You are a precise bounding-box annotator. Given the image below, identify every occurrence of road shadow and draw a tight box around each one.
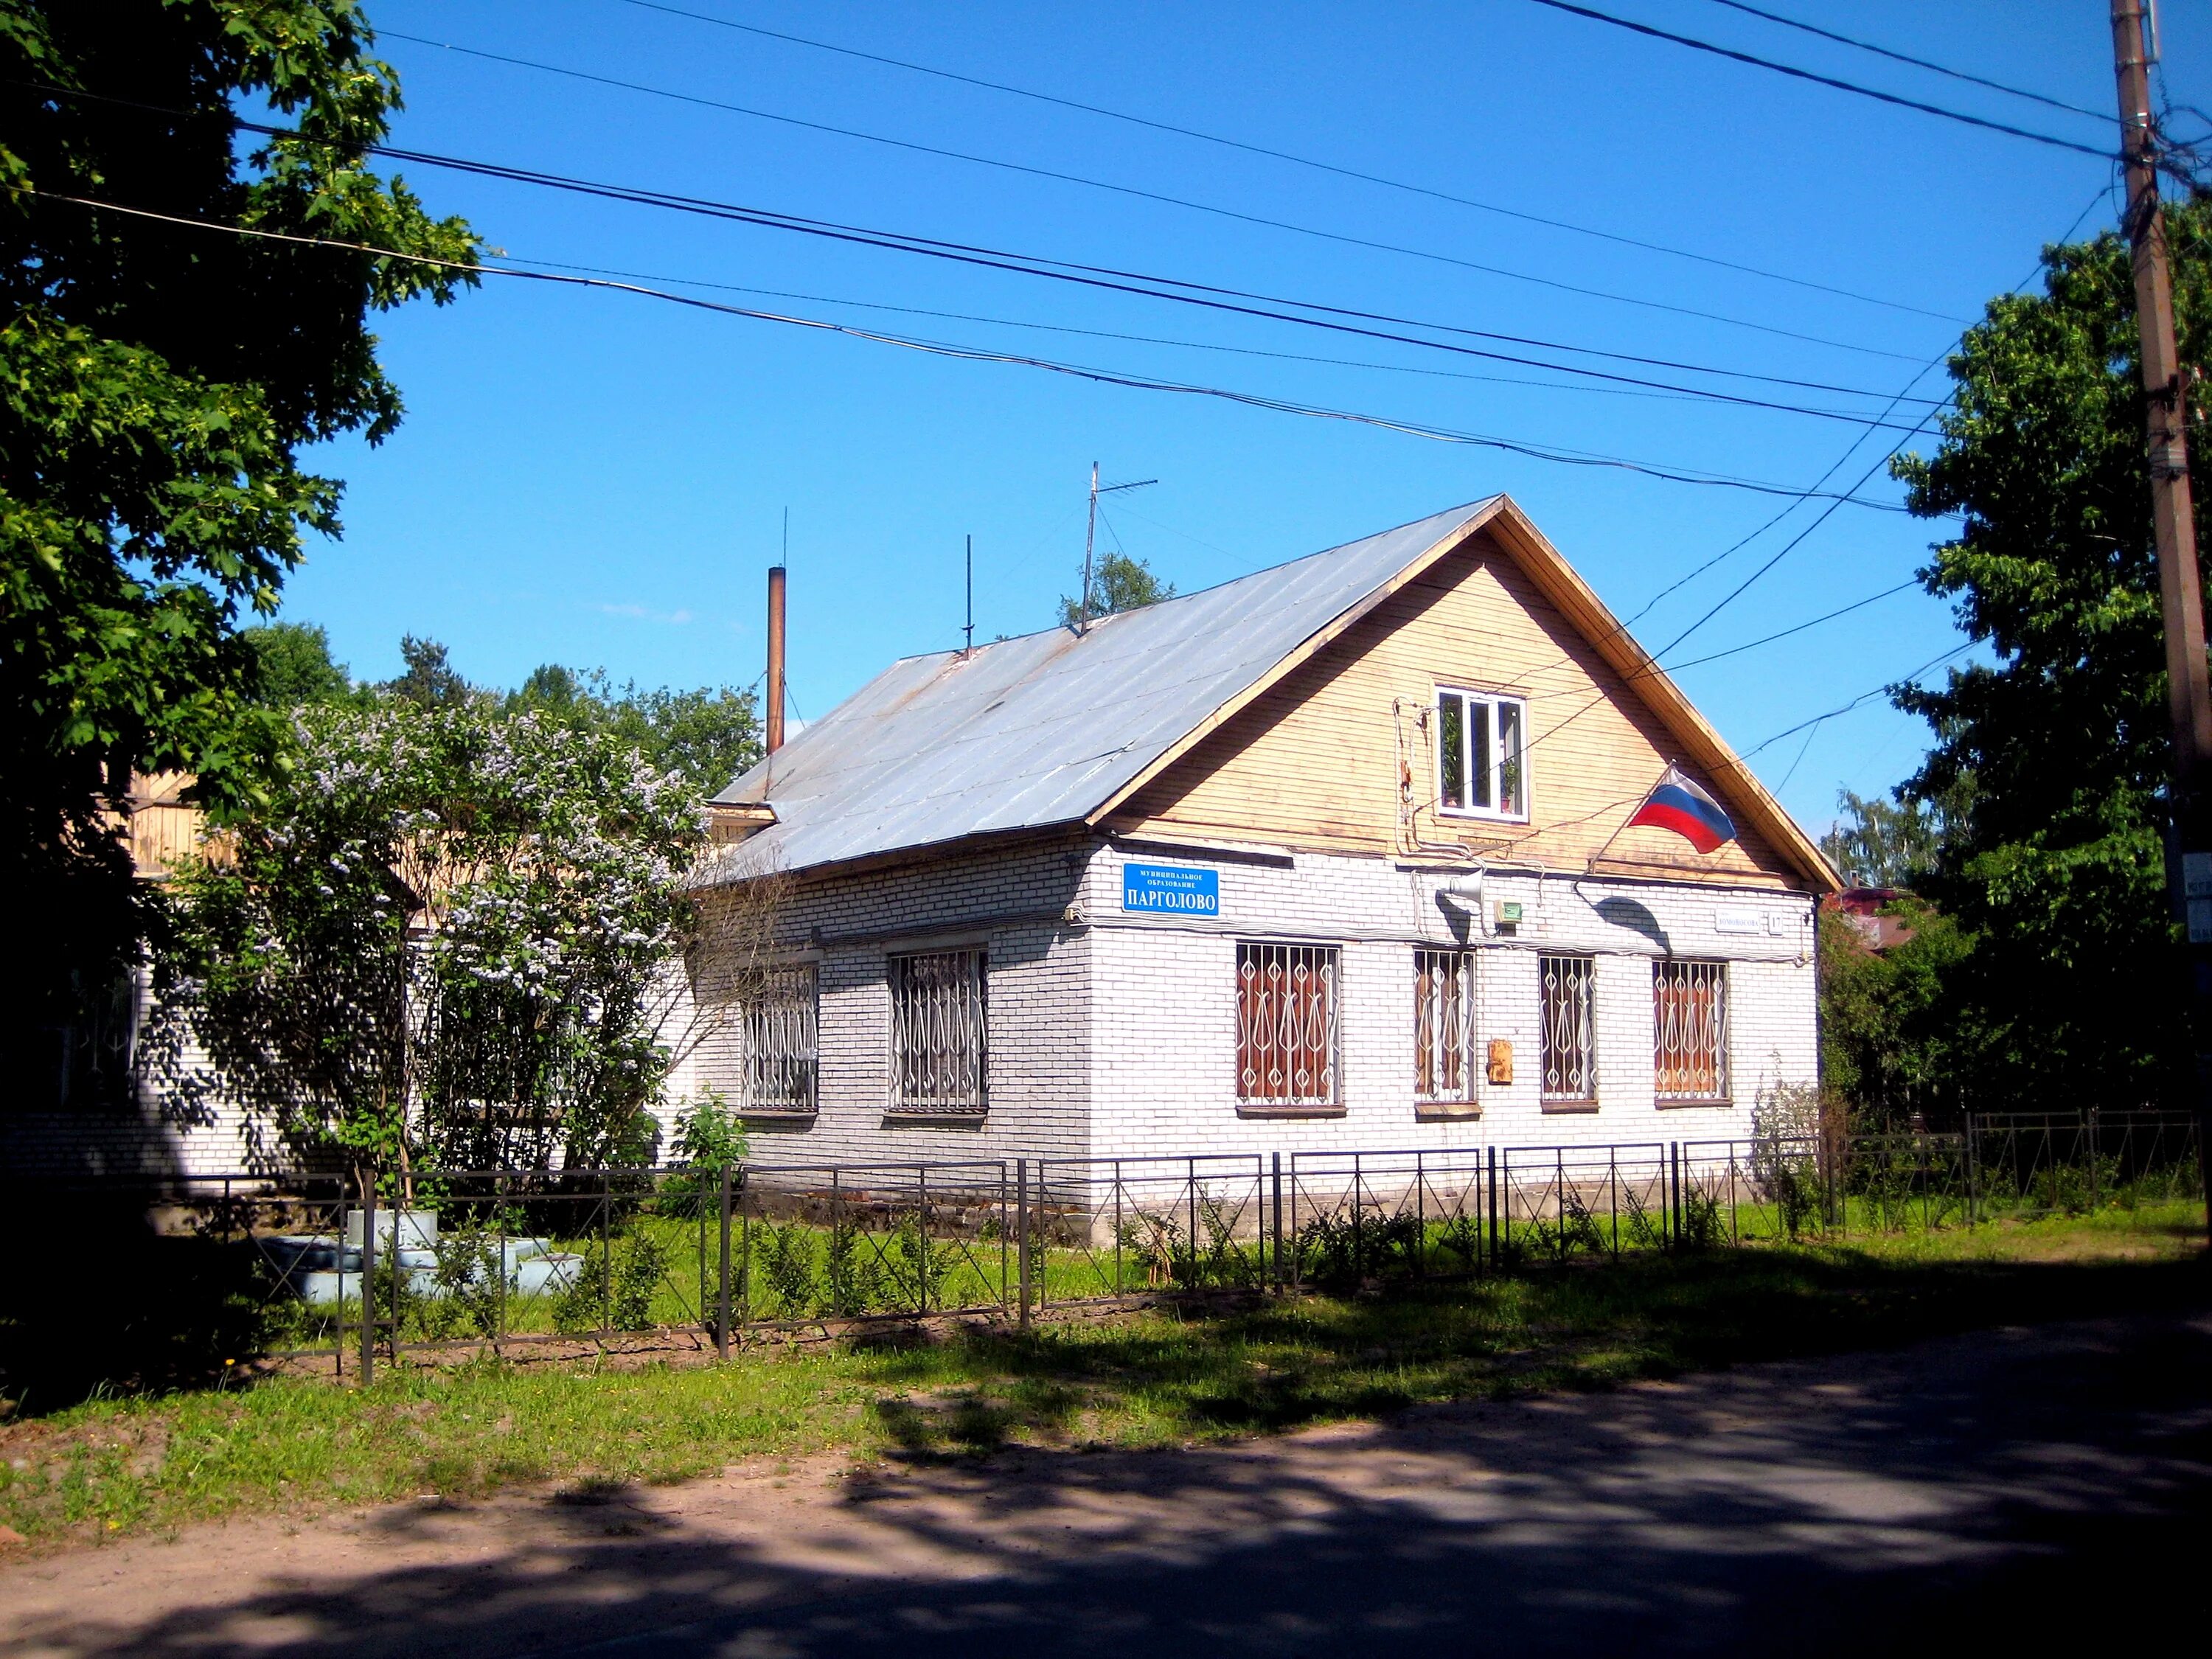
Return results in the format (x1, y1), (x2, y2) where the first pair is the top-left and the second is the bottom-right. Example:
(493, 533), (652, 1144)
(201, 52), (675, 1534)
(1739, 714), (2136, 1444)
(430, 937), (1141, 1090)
(8, 1307), (2210, 1658)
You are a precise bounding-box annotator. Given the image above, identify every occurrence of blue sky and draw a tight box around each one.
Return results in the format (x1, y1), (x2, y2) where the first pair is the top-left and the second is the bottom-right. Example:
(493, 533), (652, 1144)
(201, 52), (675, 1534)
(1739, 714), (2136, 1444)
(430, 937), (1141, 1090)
(285, 0), (2199, 832)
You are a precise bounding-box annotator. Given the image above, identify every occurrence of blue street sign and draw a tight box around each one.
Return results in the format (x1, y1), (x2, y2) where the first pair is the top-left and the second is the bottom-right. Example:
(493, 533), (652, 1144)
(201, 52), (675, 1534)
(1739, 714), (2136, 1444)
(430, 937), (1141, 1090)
(1121, 862), (1220, 915)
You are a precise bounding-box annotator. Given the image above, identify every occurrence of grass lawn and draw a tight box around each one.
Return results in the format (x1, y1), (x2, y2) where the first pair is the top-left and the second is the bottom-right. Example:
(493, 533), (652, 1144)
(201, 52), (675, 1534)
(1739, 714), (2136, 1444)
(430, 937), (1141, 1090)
(2, 1205), (2202, 1554)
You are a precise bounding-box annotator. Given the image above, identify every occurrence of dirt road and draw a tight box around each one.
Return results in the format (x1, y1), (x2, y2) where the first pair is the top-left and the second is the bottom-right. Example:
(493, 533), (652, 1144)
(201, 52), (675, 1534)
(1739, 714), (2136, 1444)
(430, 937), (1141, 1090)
(4, 1310), (2208, 1656)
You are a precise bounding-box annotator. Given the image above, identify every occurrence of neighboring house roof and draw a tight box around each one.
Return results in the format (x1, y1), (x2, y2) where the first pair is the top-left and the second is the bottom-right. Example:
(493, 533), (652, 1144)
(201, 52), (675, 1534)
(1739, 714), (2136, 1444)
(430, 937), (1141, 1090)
(709, 496), (1840, 890)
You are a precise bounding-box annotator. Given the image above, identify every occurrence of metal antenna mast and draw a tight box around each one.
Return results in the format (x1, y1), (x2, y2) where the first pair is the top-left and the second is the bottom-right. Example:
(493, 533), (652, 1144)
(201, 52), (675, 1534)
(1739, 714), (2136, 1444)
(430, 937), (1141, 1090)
(964, 533), (975, 655)
(1076, 463), (1159, 635)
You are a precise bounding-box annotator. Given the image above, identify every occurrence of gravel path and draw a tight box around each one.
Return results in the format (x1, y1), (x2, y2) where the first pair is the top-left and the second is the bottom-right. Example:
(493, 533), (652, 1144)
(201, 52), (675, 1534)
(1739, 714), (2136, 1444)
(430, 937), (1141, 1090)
(4, 1310), (2208, 1657)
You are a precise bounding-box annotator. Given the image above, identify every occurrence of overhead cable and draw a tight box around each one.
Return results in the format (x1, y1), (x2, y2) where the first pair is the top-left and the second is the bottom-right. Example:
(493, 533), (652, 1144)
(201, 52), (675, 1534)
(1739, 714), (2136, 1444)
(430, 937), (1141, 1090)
(336, 135), (1941, 425)
(1696, 0), (2111, 122)
(15, 75), (1940, 415)
(613, 0), (1962, 323)
(508, 254), (1742, 406)
(383, 27), (1925, 364)
(25, 187), (1913, 509)
(1521, 0), (2112, 159)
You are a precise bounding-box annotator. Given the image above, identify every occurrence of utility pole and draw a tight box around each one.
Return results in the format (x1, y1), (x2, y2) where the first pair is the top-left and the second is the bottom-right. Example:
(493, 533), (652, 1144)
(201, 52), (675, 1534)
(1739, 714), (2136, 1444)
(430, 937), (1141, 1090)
(2111, 0), (2212, 1237)
(1078, 462), (1099, 635)
(1074, 464), (1158, 635)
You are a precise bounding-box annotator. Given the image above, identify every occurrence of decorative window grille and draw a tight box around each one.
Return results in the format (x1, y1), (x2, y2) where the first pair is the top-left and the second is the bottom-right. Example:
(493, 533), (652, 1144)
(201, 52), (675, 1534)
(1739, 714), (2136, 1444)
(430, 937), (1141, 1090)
(1436, 686), (1528, 821)
(742, 964), (818, 1113)
(1540, 953), (1596, 1103)
(1413, 949), (1475, 1101)
(1236, 943), (1339, 1105)
(1653, 959), (1729, 1101)
(888, 949), (988, 1113)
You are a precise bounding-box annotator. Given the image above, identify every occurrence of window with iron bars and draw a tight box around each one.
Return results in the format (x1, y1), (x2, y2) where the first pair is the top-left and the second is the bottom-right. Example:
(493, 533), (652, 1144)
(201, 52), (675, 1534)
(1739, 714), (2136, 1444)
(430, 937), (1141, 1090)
(1236, 943), (1339, 1106)
(742, 963), (818, 1113)
(1413, 948), (1475, 1102)
(1540, 953), (1596, 1104)
(888, 948), (988, 1113)
(1653, 959), (1728, 1102)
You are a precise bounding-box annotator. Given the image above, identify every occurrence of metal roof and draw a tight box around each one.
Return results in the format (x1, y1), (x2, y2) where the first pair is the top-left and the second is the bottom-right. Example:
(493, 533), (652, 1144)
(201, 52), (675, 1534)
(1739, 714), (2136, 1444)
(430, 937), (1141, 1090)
(709, 499), (1500, 877)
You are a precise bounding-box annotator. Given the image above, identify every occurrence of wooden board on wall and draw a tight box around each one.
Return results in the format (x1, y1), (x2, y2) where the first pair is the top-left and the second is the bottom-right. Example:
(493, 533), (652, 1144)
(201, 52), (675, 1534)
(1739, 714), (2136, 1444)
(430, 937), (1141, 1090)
(1105, 532), (1802, 889)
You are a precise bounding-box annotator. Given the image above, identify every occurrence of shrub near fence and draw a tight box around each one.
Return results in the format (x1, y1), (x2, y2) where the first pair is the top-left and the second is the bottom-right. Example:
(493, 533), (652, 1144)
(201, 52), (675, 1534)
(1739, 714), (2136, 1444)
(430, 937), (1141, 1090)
(0, 1113), (2197, 1390)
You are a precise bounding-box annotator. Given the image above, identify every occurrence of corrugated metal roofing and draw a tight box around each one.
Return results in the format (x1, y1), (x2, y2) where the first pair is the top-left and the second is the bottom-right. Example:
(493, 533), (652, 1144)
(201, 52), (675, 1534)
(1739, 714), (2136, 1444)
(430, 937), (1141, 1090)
(709, 499), (1499, 877)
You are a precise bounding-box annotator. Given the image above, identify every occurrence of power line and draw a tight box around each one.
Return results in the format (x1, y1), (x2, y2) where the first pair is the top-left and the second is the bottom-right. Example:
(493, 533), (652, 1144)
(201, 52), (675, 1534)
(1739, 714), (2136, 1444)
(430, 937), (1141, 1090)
(1657, 579), (1919, 673)
(339, 136), (1942, 426)
(1736, 643), (1975, 761)
(499, 252), (1862, 409)
(1695, 0), (2111, 123)
(382, 27), (1927, 365)
(613, 0), (1963, 324)
(1521, 0), (2113, 159)
(27, 188), (1915, 508)
(18, 74), (1943, 417)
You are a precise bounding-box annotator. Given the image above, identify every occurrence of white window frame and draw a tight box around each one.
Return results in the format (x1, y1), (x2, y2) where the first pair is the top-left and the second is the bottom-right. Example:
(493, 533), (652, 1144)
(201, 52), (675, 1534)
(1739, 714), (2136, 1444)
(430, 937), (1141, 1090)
(887, 947), (988, 1114)
(742, 962), (819, 1113)
(1413, 948), (1477, 1104)
(1653, 959), (1731, 1104)
(1435, 685), (1530, 823)
(1235, 942), (1341, 1107)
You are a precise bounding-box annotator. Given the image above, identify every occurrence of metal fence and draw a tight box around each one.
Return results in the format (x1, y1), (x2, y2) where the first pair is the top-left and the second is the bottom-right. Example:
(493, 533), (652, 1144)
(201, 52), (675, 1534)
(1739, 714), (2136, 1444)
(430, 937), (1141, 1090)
(5, 1110), (2197, 1384)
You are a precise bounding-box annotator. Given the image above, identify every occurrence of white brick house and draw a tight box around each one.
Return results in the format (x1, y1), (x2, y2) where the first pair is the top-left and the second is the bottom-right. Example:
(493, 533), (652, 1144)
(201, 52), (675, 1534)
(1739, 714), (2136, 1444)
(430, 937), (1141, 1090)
(675, 498), (1839, 1167)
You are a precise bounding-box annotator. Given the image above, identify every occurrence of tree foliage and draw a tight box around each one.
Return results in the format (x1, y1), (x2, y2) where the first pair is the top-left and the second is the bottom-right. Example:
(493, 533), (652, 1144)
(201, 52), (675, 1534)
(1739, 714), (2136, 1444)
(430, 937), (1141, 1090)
(1817, 904), (1976, 1126)
(0, 0), (477, 1027)
(1057, 550), (1175, 628)
(1818, 787), (1955, 888)
(1886, 204), (2212, 1111)
(151, 695), (712, 1180)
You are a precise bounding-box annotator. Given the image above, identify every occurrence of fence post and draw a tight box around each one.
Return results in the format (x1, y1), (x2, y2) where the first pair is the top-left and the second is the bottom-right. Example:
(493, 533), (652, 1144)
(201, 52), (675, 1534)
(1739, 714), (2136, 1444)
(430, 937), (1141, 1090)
(1187, 1156), (1200, 1290)
(1965, 1114), (1979, 1228)
(1669, 1143), (1681, 1250)
(1017, 1158), (1032, 1329)
(1486, 1145), (1499, 1270)
(359, 1172), (376, 1386)
(917, 1167), (931, 1316)
(1270, 1152), (1283, 1290)
(2087, 1107), (2101, 1212)
(1415, 1150), (1427, 1279)
(716, 1161), (732, 1360)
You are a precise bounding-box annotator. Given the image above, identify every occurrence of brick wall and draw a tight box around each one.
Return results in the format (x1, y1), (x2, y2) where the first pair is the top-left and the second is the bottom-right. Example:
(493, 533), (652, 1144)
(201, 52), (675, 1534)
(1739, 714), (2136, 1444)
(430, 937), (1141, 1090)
(675, 835), (1817, 1173)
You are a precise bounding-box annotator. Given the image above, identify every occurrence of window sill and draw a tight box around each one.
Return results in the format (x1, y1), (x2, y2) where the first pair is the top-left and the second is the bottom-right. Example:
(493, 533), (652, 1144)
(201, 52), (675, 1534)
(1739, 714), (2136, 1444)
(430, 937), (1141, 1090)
(737, 1107), (818, 1124)
(1236, 1102), (1346, 1119)
(1657, 1098), (1733, 1110)
(1540, 1099), (1600, 1114)
(1414, 1101), (1482, 1121)
(882, 1106), (988, 1124)
(1436, 810), (1531, 827)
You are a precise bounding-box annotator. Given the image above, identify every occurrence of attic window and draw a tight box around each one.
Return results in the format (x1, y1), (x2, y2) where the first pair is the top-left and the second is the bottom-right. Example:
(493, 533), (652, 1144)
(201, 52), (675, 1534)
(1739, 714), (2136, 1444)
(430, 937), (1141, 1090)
(1436, 687), (1528, 821)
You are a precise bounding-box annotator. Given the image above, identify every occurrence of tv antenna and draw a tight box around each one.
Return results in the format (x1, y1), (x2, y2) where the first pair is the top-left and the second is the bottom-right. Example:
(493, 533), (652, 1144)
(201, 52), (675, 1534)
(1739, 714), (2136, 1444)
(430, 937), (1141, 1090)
(1077, 462), (1158, 635)
(964, 534), (975, 656)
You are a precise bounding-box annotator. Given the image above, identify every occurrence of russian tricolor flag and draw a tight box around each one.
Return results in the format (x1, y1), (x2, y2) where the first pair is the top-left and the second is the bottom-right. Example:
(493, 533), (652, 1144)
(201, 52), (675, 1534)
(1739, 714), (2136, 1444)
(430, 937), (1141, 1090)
(1627, 765), (1736, 854)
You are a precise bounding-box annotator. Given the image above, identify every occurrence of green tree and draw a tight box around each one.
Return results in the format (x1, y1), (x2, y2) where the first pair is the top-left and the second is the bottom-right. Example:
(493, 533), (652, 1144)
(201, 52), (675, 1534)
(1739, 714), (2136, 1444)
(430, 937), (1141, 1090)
(242, 621), (352, 706)
(384, 633), (477, 709)
(1819, 786), (1955, 888)
(1817, 902), (1977, 1126)
(1888, 205), (2212, 1112)
(150, 694), (712, 1180)
(1057, 550), (1175, 628)
(510, 665), (762, 794)
(0, 1), (478, 1032)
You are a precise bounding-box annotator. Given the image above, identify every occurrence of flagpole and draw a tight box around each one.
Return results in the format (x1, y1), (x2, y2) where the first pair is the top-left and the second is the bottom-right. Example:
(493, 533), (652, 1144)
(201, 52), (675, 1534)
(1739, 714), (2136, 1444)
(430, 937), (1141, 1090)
(1587, 764), (1677, 874)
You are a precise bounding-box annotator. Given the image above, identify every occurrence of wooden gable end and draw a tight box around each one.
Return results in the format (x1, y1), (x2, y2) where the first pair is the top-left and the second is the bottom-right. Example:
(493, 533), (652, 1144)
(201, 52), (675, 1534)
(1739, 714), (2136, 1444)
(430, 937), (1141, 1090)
(1101, 529), (1810, 890)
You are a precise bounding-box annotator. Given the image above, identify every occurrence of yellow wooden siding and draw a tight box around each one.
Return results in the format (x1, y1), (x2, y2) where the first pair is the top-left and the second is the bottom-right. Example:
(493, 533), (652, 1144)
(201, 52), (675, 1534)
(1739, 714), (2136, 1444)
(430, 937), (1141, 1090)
(1106, 532), (1800, 888)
